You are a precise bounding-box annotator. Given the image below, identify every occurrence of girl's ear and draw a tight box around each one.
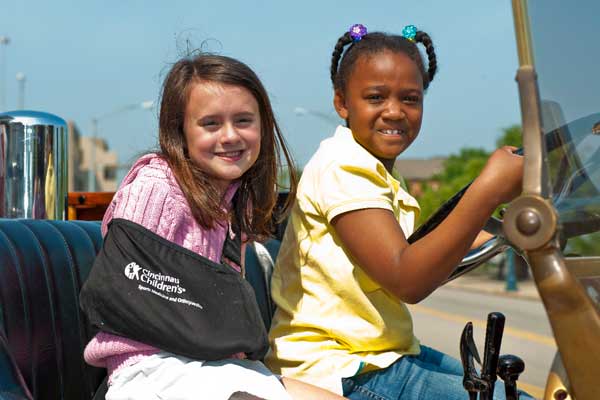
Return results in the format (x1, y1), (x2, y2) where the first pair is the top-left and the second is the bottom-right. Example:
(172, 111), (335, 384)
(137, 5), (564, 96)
(333, 90), (349, 120)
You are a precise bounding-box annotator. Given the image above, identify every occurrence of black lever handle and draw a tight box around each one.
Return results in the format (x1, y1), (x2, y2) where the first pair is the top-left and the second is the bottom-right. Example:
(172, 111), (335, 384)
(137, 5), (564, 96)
(497, 354), (525, 400)
(460, 322), (488, 399)
(480, 312), (506, 400)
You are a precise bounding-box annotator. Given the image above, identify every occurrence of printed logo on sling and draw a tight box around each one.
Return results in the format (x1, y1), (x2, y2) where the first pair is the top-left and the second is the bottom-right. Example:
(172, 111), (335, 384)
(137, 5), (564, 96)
(124, 262), (186, 295)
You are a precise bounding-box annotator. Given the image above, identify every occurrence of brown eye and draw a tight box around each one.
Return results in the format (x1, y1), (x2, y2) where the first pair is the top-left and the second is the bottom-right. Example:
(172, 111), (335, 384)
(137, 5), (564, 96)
(236, 117), (254, 125)
(201, 120), (217, 126)
(403, 95), (421, 104)
(366, 94), (384, 103)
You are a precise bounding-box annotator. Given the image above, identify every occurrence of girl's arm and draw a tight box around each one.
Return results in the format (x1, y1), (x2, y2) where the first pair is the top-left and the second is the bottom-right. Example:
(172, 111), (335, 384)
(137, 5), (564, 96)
(332, 147), (522, 304)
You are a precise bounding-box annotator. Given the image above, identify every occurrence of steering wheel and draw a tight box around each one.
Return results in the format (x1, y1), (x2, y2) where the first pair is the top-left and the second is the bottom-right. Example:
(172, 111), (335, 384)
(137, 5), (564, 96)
(407, 115), (600, 283)
(406, 183), (510, 283)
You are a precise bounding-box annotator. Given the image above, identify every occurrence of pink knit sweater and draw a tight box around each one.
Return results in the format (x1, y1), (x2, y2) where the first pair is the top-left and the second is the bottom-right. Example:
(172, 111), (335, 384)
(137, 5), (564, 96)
(83, 153), (242, 380)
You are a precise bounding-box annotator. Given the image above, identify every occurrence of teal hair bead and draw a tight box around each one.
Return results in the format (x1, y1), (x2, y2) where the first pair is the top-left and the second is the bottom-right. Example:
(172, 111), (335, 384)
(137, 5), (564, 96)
(402, 25), (417, 41)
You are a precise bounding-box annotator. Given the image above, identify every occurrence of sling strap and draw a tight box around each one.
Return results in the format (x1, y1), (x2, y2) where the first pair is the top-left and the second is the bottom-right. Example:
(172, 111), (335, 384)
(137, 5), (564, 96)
(80, 218), (269, 361)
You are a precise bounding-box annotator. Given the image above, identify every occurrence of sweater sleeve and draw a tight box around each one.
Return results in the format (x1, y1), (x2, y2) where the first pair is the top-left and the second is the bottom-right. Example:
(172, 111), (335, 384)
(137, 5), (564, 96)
(101, 175), (179, 237)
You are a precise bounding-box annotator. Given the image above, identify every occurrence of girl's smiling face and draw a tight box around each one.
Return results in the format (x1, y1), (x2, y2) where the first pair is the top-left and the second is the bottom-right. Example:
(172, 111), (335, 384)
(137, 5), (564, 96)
(334, 50), (424, 172)
(183, 81), (261, 193)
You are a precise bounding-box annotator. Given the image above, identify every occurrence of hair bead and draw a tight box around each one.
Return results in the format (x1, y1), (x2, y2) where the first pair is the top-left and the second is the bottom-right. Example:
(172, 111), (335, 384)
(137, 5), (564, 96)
(401, 25), (417, 42)
(349, 23), (368, 42)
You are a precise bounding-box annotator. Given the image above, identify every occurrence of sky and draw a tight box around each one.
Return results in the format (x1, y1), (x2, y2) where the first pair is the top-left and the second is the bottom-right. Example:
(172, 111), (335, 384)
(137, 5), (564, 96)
(525, 1), (600, 131)
(1, 0), (522, 178)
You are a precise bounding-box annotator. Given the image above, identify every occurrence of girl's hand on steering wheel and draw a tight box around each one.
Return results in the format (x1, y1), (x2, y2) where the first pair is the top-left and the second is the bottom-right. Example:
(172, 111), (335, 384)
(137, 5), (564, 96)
(475, 146), (524, 207)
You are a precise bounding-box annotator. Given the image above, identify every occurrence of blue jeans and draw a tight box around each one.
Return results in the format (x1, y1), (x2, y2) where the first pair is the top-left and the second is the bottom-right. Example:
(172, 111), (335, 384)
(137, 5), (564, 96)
(342, 345), (533, 400)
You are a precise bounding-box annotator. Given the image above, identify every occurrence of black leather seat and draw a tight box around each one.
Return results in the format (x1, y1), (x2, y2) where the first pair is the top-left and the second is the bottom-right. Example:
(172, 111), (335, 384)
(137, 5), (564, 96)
(0, 219), (279, 400)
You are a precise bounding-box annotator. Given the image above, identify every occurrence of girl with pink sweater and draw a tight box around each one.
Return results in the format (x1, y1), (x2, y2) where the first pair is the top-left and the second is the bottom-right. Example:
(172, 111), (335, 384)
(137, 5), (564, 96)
(81, 54), (345, 400)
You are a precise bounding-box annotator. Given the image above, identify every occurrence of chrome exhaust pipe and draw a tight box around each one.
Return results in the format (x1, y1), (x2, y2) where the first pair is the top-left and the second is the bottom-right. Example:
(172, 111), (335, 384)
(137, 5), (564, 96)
(0, 110), (68, 219)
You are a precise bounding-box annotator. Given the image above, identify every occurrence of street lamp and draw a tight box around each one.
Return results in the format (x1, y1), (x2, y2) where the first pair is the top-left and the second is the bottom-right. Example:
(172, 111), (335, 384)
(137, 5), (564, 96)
(0, 36), (10, 111)
(15, 72), (25, 109)
(88, 100), (154, 191)
(293, 106), (340, 126)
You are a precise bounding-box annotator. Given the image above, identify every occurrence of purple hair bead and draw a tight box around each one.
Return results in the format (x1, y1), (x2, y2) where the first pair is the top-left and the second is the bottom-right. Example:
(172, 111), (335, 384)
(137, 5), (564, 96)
(349, 23), (368, 42)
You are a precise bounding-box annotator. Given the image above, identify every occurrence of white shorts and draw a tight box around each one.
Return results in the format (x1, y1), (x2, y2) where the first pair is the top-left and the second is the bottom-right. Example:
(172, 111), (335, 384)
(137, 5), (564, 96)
(106, 352), (292, 400)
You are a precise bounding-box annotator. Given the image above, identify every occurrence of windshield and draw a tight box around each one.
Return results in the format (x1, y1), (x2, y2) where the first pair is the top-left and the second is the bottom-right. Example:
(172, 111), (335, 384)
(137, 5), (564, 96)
(526, 0), (600, 256)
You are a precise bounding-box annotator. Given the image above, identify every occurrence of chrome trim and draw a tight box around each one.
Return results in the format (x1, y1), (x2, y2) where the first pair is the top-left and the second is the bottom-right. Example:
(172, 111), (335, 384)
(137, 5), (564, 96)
(445, 237), (510, 283)
(0, 110), (68, 219)
(512, 0), (534, 67)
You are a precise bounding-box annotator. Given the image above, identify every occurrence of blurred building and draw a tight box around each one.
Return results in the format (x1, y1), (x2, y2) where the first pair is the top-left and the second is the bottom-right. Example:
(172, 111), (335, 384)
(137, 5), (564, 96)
(394, 157), (445, 197)
(67, 120), (118, 191)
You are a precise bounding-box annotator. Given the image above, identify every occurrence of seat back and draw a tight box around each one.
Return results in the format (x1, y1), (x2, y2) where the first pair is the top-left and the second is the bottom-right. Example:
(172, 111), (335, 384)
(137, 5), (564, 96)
(0, 219), (279, 399)
(244, 241), (280, 329)
(0, 219), (105, 400)
(0, 328), (32, 399)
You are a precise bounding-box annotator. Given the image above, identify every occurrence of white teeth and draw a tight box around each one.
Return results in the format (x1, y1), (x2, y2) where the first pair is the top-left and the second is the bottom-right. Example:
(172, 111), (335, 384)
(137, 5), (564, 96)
(218, 151), (242, 157)
(379, 129), (404, 135)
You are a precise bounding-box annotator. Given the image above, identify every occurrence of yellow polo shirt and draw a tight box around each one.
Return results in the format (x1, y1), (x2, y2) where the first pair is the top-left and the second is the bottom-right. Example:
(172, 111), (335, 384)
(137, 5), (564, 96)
(265, 126), (421, 394)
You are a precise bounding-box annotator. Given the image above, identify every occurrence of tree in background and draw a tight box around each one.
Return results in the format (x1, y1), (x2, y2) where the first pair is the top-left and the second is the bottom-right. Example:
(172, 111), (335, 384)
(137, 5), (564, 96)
(496, 124), (522, 148)
(416, 149), (488, 223)
(415, 125), (522, 224)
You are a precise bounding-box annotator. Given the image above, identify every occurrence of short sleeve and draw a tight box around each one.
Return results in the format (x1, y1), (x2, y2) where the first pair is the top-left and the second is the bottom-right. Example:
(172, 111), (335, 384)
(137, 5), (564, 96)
(317, 161), (394, 223)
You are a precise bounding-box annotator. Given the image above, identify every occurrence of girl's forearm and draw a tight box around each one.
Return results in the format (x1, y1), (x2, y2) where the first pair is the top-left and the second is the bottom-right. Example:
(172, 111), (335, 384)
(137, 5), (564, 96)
(391, 178), (498, 303)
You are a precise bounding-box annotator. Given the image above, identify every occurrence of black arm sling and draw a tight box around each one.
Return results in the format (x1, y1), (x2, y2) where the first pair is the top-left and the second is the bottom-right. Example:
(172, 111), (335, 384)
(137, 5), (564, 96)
(79, 217), (268, 361)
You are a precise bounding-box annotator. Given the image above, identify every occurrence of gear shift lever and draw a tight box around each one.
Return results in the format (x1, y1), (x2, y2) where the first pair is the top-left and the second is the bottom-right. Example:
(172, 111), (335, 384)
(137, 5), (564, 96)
(497, 355), (525, 400)
(480, 312), (506, 400)
(460, 313), (509, 399)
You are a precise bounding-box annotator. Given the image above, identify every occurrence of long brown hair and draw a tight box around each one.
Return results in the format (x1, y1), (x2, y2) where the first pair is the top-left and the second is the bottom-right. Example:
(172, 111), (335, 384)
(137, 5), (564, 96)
(158, 54), (297, 240)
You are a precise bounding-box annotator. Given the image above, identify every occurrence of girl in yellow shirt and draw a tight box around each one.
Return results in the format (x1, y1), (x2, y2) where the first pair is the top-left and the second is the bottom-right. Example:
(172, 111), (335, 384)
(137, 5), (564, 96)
(266, 24), (530, 400)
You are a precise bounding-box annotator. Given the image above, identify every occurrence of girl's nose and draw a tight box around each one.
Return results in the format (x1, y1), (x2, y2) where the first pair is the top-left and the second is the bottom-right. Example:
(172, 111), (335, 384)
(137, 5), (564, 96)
(220, 123), (241, 143)
(382, 101), (406, 120)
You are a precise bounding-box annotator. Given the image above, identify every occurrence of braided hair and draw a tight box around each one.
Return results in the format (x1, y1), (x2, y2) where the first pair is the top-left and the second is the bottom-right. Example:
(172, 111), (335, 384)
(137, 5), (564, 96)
(330, 28), (437, 93)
